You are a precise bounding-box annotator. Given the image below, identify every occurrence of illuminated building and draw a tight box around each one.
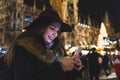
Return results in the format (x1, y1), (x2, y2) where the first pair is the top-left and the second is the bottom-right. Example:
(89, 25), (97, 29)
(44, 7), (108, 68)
(0, 0), (10, 47)
(0, 0), (118, 50)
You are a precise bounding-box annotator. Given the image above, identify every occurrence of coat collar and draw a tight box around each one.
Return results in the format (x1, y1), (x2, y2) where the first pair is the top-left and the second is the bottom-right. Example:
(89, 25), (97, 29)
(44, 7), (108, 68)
(17, 36), (56, 63)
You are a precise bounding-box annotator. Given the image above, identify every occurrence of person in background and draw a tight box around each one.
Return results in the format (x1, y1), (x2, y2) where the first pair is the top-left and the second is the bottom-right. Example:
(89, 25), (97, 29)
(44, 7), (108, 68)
(4, 9), (82, 80)
(113, 49), (120, 80)
(86, 48), (101, 80)
(113, 40), (120, 79)
(101, 52), (110, 76)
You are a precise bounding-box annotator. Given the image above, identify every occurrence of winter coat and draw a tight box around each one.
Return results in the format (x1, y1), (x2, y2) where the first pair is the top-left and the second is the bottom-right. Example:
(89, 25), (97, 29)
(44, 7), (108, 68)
(4, 36), (78, 80)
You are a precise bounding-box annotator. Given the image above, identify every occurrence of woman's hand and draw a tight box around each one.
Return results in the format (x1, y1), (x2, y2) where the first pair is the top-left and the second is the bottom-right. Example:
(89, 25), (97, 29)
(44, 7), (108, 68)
(72, 55), (82, 71)
(60, 55), (82, 72)
(60, 57), (75, 72)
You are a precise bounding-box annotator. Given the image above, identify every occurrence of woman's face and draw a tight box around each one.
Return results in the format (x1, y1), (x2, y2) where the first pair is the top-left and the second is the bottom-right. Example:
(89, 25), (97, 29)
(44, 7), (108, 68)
(43, 22), (61, 43)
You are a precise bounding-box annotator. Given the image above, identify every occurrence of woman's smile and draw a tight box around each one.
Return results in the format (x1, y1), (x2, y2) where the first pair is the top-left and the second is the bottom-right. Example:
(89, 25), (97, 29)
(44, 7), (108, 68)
(48, 35), (55, 41)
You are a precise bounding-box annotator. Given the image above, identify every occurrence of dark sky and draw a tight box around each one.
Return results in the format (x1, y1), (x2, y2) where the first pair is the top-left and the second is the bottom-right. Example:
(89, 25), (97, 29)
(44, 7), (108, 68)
(78, 0), (120, 33)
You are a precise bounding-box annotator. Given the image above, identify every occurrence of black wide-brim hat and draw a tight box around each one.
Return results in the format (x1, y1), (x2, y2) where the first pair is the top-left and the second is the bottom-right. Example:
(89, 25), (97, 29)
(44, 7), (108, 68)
(25, 9), (72, 33)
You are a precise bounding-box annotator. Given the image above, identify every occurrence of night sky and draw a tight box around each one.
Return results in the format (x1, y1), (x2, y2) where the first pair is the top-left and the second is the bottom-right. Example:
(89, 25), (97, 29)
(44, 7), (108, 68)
(78, 0), (120, 33)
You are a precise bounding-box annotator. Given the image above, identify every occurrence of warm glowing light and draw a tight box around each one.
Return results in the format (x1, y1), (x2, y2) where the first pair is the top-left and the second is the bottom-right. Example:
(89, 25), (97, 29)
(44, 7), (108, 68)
(97, 22), (108, 48)
(22, 29), (26, 32)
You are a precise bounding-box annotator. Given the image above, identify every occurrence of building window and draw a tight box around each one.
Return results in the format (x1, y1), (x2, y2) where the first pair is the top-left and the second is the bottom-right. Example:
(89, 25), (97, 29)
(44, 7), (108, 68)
(24, 0), (34, 7)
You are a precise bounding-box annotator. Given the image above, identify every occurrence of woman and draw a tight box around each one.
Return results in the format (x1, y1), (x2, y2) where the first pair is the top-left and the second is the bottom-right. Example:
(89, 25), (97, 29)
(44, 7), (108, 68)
(4, 9), (82, 80)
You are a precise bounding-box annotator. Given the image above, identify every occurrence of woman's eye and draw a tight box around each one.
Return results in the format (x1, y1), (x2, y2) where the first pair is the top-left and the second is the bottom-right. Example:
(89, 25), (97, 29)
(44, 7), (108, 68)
(50, 27), (55, 30)
(50, 25), (60, 33)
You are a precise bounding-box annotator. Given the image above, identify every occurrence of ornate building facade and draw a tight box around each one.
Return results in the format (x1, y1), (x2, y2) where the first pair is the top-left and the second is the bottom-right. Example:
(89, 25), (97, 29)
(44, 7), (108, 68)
(0, 0), (10, 47)
(0, 0), (118, 50)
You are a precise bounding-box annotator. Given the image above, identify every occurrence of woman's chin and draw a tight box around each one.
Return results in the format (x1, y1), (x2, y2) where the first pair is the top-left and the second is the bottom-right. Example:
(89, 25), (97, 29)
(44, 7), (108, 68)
(47, 41), (52, 43)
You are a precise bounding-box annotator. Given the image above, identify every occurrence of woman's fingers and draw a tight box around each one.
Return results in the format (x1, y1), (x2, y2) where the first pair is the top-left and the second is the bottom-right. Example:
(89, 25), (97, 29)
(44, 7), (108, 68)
(71, 55), (83, 71)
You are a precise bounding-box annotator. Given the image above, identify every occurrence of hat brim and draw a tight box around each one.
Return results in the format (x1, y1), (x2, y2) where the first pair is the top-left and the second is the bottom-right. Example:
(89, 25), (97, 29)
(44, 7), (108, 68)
(24, 10), (73, 33)
(61, 22), (73, 32)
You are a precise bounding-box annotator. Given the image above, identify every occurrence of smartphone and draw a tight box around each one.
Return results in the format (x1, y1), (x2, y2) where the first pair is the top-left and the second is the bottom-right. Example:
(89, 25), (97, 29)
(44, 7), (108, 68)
(74, 47), (82, 55)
